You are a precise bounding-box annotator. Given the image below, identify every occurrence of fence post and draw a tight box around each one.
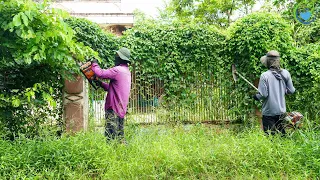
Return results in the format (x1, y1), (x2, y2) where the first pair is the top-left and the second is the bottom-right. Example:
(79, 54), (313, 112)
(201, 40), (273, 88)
(63, 74), (89, 133)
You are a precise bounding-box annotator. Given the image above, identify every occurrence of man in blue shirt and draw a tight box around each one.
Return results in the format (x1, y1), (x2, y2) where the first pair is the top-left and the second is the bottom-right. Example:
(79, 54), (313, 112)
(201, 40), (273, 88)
(253, 50), (295, 135)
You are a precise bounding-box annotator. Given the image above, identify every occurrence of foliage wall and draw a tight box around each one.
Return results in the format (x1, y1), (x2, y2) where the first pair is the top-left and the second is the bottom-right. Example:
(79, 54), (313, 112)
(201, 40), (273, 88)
(121, 22), (226, 98)
(120, 22), (236, 121)
(286, 43), (320, 119)
(65, 17), (120, 68)
(226, 12), (294, 117)
(70, 11), (320, 122)
(68, 19), (241, 121)
(62, 11), (320, 123)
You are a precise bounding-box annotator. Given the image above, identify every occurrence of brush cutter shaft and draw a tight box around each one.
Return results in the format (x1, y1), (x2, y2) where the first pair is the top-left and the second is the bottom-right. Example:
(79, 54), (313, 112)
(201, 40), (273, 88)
(235, 72), (259, 91)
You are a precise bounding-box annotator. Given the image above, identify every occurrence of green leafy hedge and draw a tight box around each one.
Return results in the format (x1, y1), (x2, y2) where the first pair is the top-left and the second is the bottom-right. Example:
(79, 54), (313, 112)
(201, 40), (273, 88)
(65, 17), (120, 68)
(286, 43), (320, 119)
(121, 22), (227, 103)
(118, 22), (240, 121)
(226, 12), (294, 118)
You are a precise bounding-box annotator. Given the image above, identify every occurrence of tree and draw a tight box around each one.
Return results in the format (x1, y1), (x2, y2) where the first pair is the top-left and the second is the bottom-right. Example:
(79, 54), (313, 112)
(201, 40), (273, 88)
(163, 0), (256, 27)
(0, 0), (96, 139)
(260, 0), (320, 46)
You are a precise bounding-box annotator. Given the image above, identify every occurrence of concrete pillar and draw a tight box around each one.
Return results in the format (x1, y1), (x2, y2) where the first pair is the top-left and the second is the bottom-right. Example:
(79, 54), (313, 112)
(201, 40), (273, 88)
(63, 75), (88, 133)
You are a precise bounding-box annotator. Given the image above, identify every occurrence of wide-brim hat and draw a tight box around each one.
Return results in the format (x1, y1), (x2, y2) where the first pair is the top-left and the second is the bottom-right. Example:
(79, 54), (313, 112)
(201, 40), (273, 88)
(260, 50), (280, 67)
(116, 47), (131, 62)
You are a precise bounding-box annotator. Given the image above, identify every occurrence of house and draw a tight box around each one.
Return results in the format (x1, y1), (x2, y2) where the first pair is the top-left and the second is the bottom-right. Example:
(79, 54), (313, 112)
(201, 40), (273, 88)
(51, 0), (134, 36)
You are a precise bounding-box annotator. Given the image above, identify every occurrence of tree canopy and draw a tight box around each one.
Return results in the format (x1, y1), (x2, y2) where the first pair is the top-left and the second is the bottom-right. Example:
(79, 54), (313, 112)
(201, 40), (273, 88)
(0, 0), (96, 139)
(164, 0), (256, 27)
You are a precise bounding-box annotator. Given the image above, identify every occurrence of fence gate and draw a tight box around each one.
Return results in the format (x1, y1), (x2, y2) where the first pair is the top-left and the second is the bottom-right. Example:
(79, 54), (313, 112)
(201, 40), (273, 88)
(88, 64), (241, 126)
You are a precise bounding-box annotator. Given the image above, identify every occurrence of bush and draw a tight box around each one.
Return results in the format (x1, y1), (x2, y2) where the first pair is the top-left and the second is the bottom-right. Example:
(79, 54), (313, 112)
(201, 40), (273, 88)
(120, 22), (236, 121)
(226, 12), (294, 118)
(65, 17), (120, 68)
(295, 17), (320, 46)
(286, 43), (320, 120)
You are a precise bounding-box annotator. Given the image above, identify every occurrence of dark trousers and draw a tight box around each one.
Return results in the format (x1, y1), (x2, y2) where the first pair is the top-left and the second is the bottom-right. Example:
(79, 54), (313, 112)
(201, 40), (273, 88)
(105, 109), (124, 140)
(262, 115), (286, 135)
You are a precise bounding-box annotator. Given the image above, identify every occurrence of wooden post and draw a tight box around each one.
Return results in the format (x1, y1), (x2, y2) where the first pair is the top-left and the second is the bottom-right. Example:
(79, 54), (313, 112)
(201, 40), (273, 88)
(63, 75), (88, 133)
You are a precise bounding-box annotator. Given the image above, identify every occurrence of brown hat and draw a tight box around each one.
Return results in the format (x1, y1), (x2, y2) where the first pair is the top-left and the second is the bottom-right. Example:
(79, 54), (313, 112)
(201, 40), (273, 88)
(260, 50), (280, 67)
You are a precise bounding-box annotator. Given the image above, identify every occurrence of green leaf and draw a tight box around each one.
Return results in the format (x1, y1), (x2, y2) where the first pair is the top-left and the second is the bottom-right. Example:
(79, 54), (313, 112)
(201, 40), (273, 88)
(24, 11), (33, 21)
(34, 53), (41, 60)
(12, 14), (22, 27)
(21, 13), (29, 26)
(12, 98), (21, 107)
(15, 29), (22, 36)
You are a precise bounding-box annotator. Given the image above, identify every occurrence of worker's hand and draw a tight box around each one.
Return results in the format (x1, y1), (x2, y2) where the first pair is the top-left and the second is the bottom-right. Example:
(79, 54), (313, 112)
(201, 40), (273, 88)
(93, 79), (103, 87)
(252, 94), (259, 101)
(91, 58), (98, 64)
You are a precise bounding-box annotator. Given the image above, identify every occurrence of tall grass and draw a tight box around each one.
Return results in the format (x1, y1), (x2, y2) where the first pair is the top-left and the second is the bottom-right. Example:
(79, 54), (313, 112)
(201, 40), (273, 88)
(0, 124), (319, 179)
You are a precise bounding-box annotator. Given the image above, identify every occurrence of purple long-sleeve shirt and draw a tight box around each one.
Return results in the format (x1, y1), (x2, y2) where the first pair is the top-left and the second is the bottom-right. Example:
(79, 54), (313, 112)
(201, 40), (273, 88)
(91, 62), (131, 118)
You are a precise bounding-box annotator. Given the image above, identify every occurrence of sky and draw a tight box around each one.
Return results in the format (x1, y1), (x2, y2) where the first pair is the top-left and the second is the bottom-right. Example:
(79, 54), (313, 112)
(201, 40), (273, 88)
(52, 0), (265, 24)
(51, 0), (168, 24)
(52, 0), (168, 17)
(123, 0), (264, 19)
(121, 0), (167, 17)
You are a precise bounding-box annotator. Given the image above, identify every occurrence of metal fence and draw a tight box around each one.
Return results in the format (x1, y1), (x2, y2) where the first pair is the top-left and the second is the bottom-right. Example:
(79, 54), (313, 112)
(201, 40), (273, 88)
(88, 65), (241, 125)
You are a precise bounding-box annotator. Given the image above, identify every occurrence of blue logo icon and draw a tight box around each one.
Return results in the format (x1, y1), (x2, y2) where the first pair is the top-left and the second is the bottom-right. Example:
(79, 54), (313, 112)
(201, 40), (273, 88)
(294, 1), (319, 25)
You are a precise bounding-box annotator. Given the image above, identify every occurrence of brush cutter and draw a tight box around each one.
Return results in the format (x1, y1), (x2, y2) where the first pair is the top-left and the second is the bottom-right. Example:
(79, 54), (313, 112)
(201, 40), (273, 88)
(232, 64), (258, 91)
(283, 111), (303, 128)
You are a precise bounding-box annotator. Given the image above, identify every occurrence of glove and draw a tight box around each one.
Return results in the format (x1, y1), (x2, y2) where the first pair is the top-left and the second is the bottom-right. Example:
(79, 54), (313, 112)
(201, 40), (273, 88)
(91, 58), (98, 64)
(252, 94), (259, 101)
(93, 79), (103, 88)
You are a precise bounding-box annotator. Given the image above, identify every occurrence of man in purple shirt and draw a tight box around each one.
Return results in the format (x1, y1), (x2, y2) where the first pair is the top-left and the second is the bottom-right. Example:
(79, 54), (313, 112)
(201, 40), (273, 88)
(91, 47), (131, 142)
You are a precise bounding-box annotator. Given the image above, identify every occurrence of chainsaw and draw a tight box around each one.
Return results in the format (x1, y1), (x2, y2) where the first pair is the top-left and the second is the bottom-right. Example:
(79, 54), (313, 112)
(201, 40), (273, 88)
(79, 61), (99, 90)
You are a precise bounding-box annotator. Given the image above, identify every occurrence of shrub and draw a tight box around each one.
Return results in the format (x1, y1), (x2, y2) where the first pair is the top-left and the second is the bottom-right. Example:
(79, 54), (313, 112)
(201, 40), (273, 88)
(65, 17), (120, 68)
(286, 43), (320, 120)
(120, 22), (237, 121)
(226, 12), (294, 118)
